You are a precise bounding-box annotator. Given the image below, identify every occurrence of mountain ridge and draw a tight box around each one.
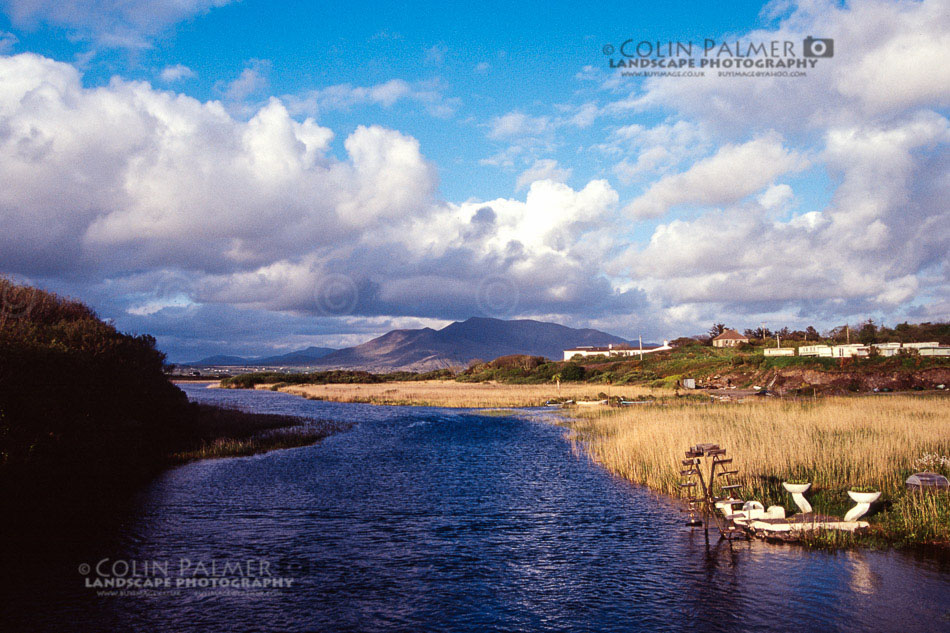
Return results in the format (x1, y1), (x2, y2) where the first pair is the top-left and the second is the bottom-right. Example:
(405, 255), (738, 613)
(191, 318), (631, 372)
(188, 346), (337, 367)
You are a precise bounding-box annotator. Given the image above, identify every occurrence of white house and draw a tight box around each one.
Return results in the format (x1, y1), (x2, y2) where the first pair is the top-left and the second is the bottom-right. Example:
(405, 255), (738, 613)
(799, 345), (833, 357)
(563, 341), (671, 361)
(830, 344), (871, 358)
(712, 329), (749, 347)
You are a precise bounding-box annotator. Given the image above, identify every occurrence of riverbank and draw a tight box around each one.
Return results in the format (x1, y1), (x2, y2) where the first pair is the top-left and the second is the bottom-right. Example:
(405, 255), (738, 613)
(252, 379), (671, 408)
(565, 394), (950, 548)
(231, 378), (950, 548)
(169, 404), (350, 462)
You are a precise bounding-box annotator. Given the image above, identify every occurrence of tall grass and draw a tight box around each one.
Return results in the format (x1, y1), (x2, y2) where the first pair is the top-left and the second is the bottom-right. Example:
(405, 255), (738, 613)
(170, 405), (350, 462)
(566, 395), (950, 546)
(170, 428), (334, 462)
(276, 380), (670, 408)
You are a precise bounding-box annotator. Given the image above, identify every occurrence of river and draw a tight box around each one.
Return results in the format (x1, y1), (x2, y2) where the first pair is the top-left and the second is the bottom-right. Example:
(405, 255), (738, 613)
(2, 383), (948, 632)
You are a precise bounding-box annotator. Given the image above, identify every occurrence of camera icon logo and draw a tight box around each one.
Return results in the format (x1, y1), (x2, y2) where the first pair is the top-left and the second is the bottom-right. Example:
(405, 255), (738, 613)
(803, 36), (834, 58)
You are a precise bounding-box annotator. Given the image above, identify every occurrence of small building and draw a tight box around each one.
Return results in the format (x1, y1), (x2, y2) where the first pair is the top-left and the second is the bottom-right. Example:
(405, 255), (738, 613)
(563, 341), (671, 361)
(830, 344), (870, 358)
(902, 342), (940, 349)
(872, 342), (902, 357)
(799, 345), (833, 357)
(712, 329), (749, 348)
(919, 346), (950, 357)
(764, 348), (795, 357)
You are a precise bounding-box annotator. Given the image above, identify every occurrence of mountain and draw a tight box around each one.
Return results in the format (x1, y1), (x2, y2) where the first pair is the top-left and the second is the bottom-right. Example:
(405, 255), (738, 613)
(188, 346), (336, 367)
(189, 354), (252, 366)
(308, 317), (631, 372)
(257, 346), (338, 365)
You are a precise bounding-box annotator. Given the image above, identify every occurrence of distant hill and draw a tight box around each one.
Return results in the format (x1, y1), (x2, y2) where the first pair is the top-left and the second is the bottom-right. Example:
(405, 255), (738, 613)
(307, 317), (631, 372)
(188, 346), (336, 367)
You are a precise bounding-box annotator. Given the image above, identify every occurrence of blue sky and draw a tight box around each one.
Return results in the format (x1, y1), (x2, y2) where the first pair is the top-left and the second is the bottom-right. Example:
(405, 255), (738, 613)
(0, 0), (947, 361)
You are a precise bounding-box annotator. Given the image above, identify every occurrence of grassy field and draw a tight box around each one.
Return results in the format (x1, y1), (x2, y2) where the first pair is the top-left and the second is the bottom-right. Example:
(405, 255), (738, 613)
(271, 380), (671, 408)
(565, 394), (950, 547)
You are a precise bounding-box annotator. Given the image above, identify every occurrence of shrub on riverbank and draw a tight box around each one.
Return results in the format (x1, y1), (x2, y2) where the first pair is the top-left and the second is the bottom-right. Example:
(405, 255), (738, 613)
(0, 280), (345, 529)
(566, 395), (950, 547)
(0, 279), (195, 512)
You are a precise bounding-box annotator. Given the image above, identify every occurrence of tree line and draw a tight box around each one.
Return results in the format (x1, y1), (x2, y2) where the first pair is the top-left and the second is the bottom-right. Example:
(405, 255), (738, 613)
(690, 320), (949, 346)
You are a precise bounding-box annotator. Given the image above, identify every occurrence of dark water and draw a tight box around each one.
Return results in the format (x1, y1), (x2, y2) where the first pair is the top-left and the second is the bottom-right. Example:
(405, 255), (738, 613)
(3, 384), (949, 632)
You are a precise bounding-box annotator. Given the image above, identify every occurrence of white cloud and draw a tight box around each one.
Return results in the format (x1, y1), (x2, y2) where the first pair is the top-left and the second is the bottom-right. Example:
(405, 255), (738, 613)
(159, 64), (195, 83)
(623, 134), (808, 218)
(222, 59), (270, 102)
(605, 120), (710, 183)
(0, 53), (436, 277)
(569, 102), (599, 128)
(618, 114), (950, 316)
(515, 159), (572, 191)
(0, 0), (236, 47)
(617, 0), (950, 136)
(474, 61), (491, 74)
(0, 52), (636, 330)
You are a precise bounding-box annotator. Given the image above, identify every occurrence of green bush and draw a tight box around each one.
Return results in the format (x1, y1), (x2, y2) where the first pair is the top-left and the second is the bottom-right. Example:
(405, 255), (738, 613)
(560, 363), (586, 381)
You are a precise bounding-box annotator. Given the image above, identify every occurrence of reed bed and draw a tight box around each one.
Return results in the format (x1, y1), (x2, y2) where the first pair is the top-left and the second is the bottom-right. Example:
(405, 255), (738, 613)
(566, 395), (950, 545)
(170, 405), (350, 462)
(170, 428), (334, 462)
(275, 380), (670, 408)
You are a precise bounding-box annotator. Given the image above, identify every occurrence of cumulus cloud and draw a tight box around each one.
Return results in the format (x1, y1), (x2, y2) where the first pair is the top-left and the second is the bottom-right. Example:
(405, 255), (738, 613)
(0, 0), (236, 47)
(3, 0), (948, 356)
(0, 53), (437, 278)
(515, 159), (572, 191)
(623, 134), (808, 218)
(617, 0), (950, 137)
(0, 52), (635, 354)
(596, 0), (950, 335)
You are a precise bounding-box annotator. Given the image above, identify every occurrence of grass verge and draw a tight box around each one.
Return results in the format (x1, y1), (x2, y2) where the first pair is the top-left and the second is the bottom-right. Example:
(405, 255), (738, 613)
(272, 380), (670, 408)
(564, 395), (950, 548)
(170, 405), (351, 462)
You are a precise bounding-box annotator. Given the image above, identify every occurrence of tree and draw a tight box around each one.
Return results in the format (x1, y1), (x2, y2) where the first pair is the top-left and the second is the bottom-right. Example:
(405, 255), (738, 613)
(708, 323), (726, 338)
(858, 319), (878, 345)
(560, 363), (585, 381)
(744, 327), (772, 340)
(670, 336), (701, 347)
